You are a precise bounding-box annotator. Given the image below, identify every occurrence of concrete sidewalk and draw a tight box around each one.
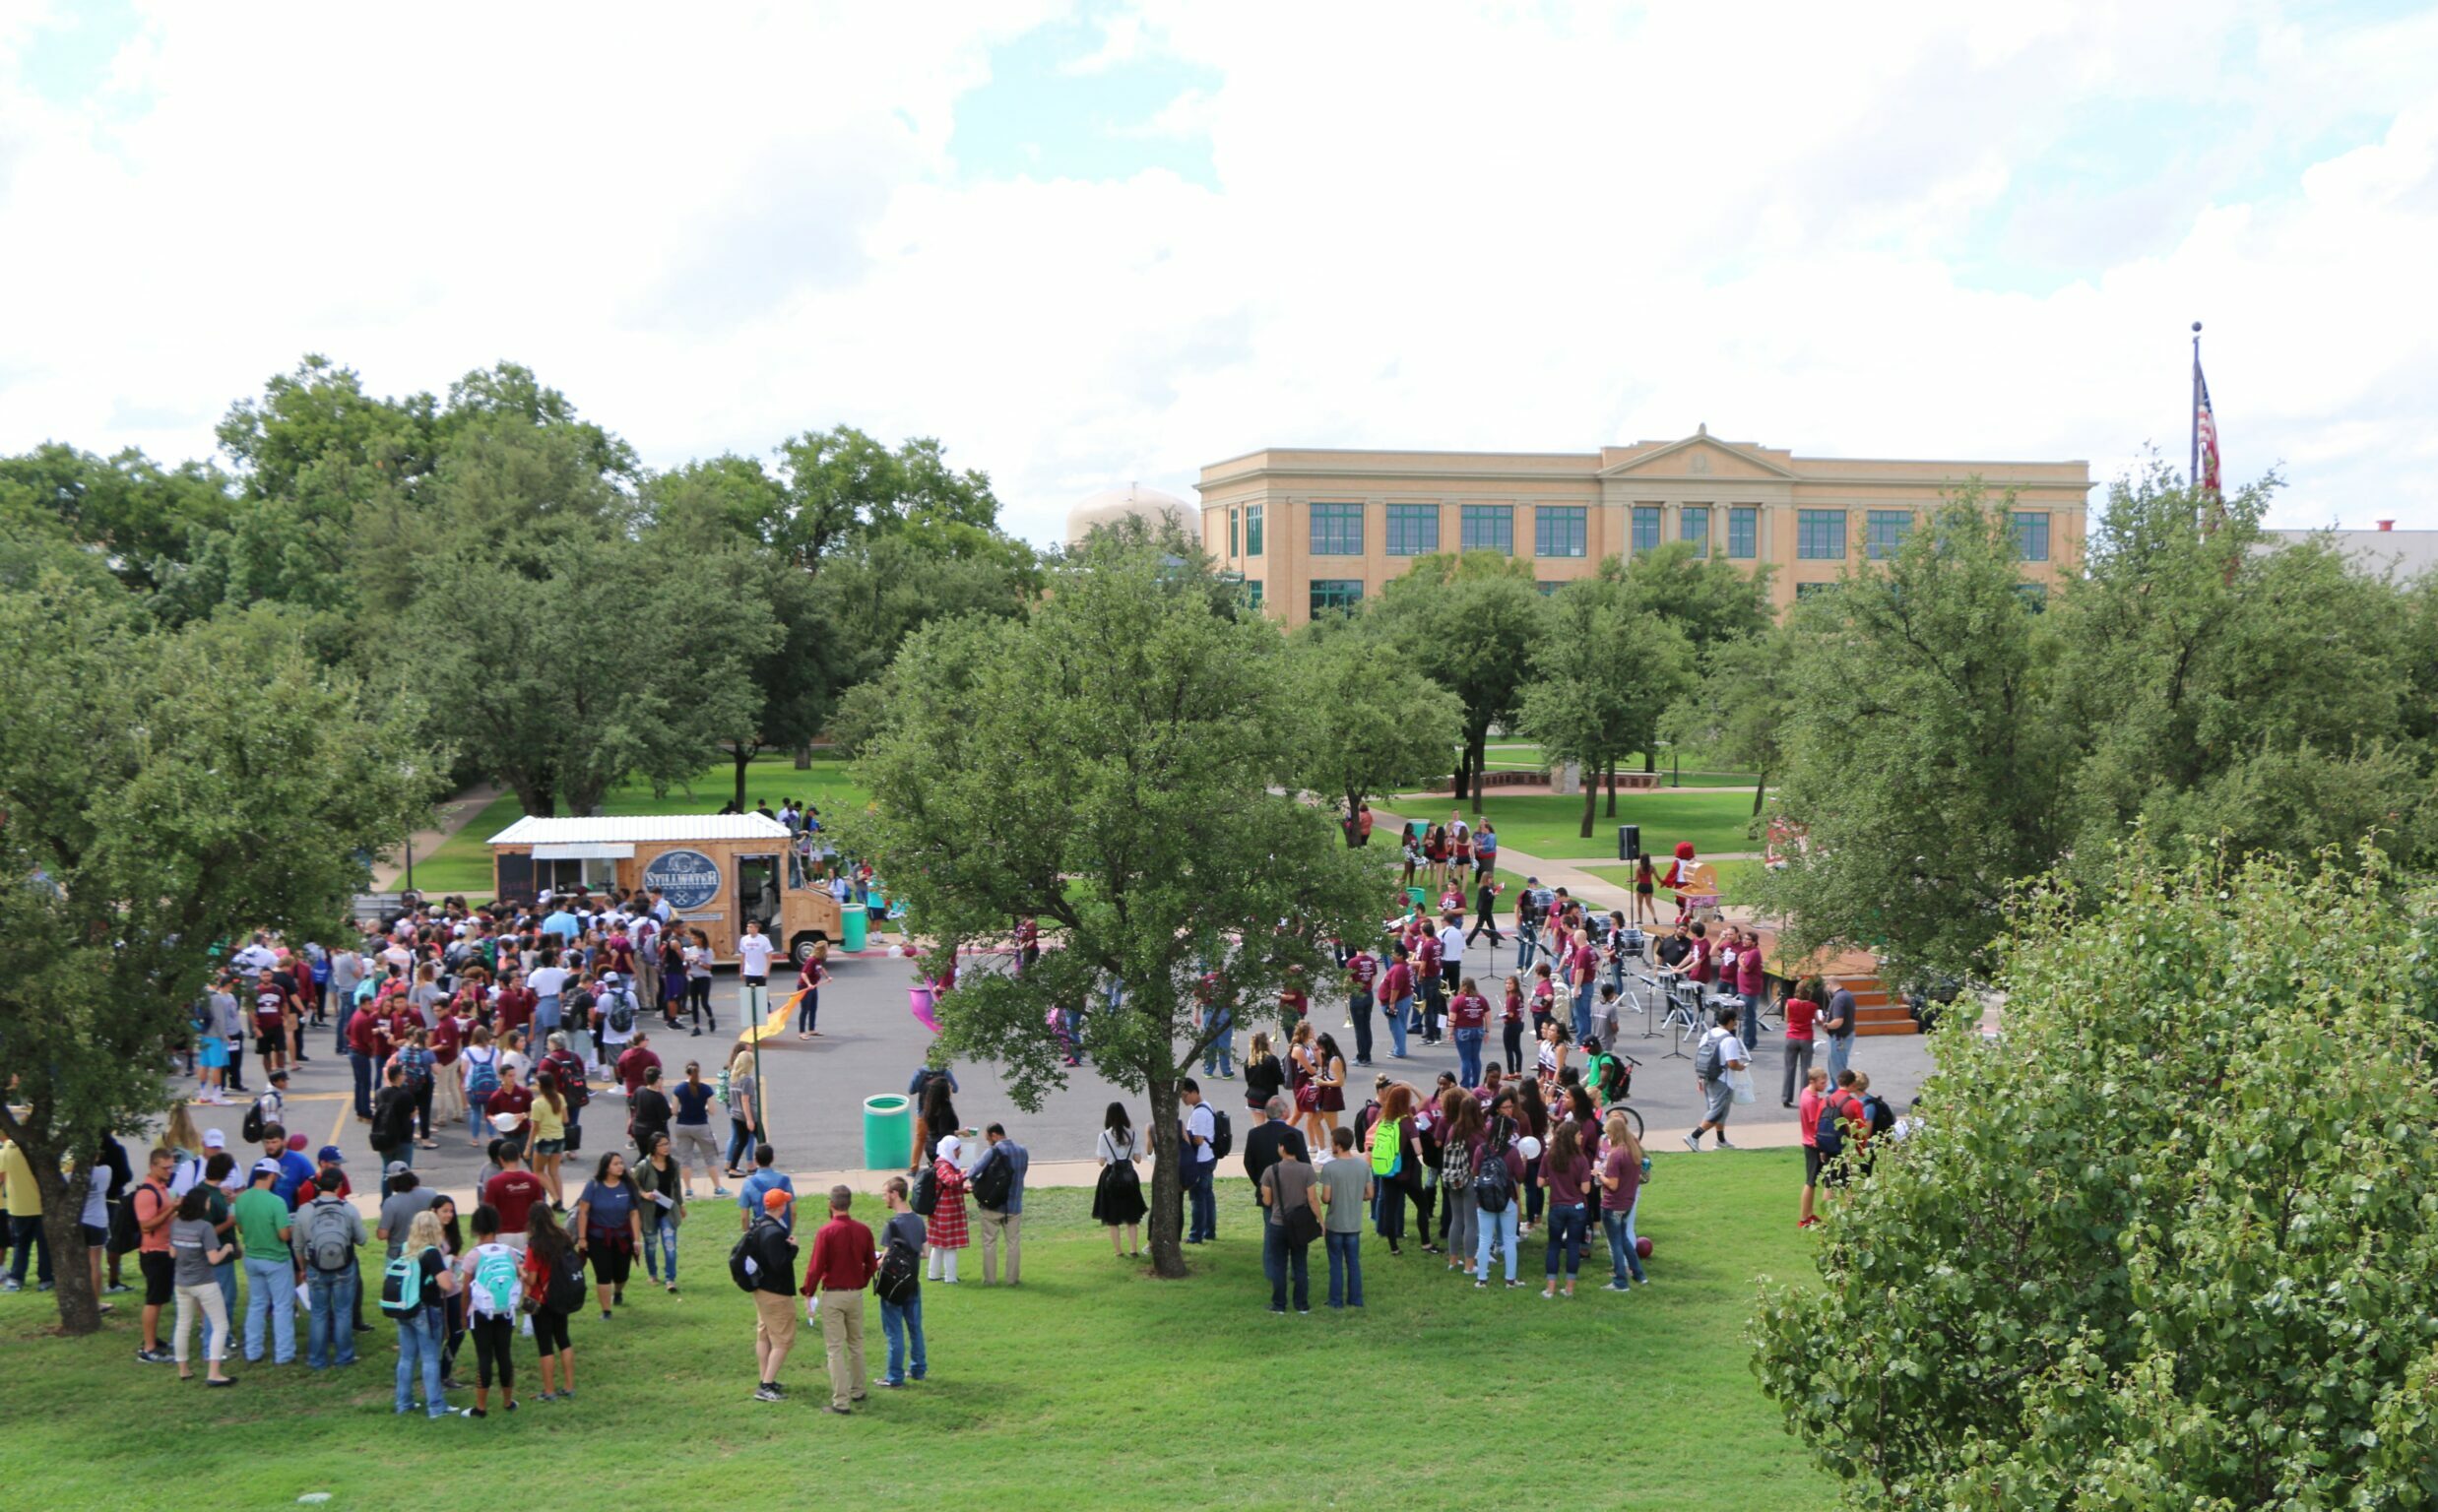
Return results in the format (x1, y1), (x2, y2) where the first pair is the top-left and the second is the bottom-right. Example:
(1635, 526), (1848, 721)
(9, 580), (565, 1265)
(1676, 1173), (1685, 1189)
(372, 782), (504, 890)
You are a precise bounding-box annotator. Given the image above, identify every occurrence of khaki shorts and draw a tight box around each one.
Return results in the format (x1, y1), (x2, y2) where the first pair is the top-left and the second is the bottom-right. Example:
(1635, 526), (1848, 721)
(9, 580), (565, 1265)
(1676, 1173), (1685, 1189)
(753, 1289), (798, 1351)
(674, 1125), (720, 1166)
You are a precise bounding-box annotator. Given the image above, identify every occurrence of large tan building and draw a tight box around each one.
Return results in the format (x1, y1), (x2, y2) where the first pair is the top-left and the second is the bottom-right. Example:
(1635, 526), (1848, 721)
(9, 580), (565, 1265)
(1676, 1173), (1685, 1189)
(1195, 428), (2091, 625)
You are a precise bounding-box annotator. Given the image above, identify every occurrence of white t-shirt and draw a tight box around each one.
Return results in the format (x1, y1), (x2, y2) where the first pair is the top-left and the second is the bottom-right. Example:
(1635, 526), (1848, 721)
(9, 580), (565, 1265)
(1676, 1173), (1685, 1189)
(737, 933), (775, 978)
(528, 967), (569, 999)
(1438, 923), (1465, 968)
(1711, 1029), (1748, 1069)
(1184, 1103), (1216, 1164)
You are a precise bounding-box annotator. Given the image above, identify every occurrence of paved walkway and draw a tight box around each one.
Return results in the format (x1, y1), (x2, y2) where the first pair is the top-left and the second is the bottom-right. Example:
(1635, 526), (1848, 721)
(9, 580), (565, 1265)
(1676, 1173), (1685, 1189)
(372, 782), (503, 890)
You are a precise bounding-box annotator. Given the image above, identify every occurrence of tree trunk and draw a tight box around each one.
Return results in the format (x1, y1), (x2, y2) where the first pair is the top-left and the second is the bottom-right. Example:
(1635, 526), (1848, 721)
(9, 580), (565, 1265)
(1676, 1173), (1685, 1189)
(1452, 742), (1472, 802)
(1642, 748), (1656, 775)
(1605, 759), (1619, 816)
(1469, 731), (1489, 815)
(1753, 767), (1768, 816)
(794, 741), (813, 770)
(1145, 1073), (1187, 1278)
(733, 744), (753, 812)
(1579, 772), (1597, 838)
(37, 1156), (102, 1335)
(511, 777), (554, 818)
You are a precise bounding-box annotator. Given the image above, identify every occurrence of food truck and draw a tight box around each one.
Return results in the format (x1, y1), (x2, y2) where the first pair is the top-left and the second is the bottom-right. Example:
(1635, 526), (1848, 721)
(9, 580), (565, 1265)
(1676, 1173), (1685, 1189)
(487, 814), (843, 965)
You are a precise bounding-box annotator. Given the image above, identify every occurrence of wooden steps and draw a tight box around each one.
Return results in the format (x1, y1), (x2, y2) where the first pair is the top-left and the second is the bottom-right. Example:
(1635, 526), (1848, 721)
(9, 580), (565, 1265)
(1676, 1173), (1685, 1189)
(1844, 977), (1919, 1037)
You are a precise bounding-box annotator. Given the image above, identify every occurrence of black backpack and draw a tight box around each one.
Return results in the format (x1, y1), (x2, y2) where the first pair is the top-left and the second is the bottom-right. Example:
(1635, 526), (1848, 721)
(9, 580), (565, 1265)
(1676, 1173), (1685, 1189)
(545, 1245), (588, 1312)
(1207, 1109), (1234, 1161)
(910, 1163), (938, 1218)
(1473, 1141), (1515, 1215)
(874, 1233), (921, 1306)
(1863, 1094), (1896, 1136)
(240, 1097), (267, 1145)
(728, 1229), (761, 1292)
(970, 1148), (1012, 1211)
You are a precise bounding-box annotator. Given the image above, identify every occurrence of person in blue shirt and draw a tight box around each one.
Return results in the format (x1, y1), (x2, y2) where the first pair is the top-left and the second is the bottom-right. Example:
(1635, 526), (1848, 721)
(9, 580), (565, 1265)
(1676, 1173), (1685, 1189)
(542, 907), (580, 942)
(972, 1124), (1029, 1286)
(736, 1145), (795, 1231)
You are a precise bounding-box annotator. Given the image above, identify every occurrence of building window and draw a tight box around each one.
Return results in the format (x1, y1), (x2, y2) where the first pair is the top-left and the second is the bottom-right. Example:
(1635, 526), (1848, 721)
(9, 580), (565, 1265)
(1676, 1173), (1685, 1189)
(1865, 510), (1912, 560)
(1310, 502), (1364, 556)
(1535, 505), (1587, 558)
(1728, 506), (1758, 560)
(1633, 506), (1661, 552)
(1797, 509), (1846, 559)
(1228, 508), (1239, 559)
(1385, 503), (1440, 556)
(1243, 579), (1264, 609)
(1245, 504), (1263, 557)
(2014, 582), (2047, 611)
(1460, 504), (1513, 555)
(1796, 581), (1838, 600)
(2011, 511), (2049, 562)
(1680, 505), (1710, 557)
(1310, 579), (1364, 616)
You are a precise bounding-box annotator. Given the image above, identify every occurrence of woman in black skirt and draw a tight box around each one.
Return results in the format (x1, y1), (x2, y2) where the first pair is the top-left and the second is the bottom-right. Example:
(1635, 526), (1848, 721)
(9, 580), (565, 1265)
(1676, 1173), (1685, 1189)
(1091, 1102), (1147, 1257)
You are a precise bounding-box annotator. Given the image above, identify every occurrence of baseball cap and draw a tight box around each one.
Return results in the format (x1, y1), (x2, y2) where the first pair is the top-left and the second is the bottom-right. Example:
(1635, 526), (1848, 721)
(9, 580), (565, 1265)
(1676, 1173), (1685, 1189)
(252, 1159), (285, 1179)
(603, 972), (620, 984)
(761, 1188), (791, 1213)
(201, 1128), (226, 1150)
(383, 1161), (411, 1178)
(317, 1146), (346, 1166)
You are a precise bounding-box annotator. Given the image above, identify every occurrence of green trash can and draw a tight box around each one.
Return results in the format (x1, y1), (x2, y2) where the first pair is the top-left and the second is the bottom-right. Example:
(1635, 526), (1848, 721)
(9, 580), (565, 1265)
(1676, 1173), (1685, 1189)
(1406, 886), (1426, 909)
(840, 903), (868, 952)
(863, 1094), (912, 1170)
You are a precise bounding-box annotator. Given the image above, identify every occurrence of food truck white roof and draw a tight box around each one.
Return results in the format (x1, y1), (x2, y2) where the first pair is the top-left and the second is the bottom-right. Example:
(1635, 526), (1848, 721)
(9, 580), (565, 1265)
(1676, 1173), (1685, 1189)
(488, 814), (794, 848)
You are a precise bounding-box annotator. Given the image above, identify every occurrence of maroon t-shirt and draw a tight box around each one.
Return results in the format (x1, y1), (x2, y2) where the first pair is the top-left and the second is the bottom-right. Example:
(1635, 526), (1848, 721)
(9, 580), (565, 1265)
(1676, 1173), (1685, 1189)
(1347, 955), (1377, 989)
(1600, 1147), (1641, 1212)
(347, 1008), (381, 1056)
(1380, 963), (1413, 1001)
(483, 1169), (545, 1233)
(1448, 992), (1490, 1031)
(487, 1084), (534, 1134)
(1546, 1153), (1593, 1206)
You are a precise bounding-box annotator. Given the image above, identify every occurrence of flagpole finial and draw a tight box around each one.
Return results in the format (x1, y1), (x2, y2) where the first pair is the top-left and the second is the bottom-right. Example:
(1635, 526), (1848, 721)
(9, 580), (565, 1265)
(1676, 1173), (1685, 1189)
(2192, 321), (2202, 334)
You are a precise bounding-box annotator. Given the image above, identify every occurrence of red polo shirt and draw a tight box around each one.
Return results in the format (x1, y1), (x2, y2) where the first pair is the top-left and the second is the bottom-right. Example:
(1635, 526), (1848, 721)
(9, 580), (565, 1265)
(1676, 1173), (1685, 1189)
(801, 1213), (877, 1294)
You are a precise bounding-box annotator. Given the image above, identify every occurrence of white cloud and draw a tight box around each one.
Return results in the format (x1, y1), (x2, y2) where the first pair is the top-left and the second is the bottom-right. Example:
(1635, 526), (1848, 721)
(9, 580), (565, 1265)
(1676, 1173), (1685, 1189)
(1, 0), (2433, 544)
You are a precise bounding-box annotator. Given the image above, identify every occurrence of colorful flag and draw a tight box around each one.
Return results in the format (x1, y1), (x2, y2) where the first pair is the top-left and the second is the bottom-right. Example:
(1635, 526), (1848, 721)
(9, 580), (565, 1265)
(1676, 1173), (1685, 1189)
(2194, 361), (2220, 495)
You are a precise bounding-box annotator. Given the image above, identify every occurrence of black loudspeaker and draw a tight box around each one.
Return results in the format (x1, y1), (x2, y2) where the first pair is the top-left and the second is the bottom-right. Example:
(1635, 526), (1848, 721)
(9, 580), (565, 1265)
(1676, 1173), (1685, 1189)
(1619, 824), (1640, 862)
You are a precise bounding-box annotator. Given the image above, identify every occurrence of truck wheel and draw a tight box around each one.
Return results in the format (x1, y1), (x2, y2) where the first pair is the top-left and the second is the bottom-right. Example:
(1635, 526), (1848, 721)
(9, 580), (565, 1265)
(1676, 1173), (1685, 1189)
(792, 934), (828, 968)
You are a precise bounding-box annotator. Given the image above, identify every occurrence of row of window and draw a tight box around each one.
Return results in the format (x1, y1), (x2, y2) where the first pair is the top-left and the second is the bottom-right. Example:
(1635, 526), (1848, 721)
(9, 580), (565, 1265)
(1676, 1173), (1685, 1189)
(1288, 502), (2052, 564)
(1301, 573), (2051, 618)
(1226, 504), (1267, 558)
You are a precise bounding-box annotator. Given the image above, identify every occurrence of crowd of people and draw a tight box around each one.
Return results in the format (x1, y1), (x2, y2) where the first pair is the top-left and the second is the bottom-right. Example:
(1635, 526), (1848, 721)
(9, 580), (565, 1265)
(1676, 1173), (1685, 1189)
(0, 801), (1907, 1414)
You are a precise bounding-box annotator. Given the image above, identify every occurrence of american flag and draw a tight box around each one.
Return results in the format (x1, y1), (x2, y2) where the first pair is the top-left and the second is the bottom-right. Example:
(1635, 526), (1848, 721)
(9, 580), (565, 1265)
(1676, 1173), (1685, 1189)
(2194, 362), (2220, 495)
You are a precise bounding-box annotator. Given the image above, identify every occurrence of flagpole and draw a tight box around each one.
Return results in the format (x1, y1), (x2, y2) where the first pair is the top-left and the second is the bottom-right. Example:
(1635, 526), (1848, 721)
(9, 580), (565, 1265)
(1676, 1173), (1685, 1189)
(2190, 321), (2203, 489)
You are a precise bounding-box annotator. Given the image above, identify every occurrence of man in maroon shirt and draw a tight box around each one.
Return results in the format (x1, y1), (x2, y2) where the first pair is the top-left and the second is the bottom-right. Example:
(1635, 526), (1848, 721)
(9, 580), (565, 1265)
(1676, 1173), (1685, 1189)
(799, 1185), (875, 1414)
(346, 998), (383, 1122)
(481, 1146), (546, 1251)
(615, 1034), (662, 1098)
(494, 972), (537, 1038)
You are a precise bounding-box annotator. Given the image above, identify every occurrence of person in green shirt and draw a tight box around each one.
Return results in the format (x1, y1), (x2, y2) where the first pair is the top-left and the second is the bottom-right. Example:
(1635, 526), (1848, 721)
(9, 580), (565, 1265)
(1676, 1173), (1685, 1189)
(232, 1162), (299, 1364)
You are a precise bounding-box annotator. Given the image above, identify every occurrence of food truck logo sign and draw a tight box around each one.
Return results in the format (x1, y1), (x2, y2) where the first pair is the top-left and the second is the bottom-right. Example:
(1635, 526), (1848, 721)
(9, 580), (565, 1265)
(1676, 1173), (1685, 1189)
(642, 849), (723, 911)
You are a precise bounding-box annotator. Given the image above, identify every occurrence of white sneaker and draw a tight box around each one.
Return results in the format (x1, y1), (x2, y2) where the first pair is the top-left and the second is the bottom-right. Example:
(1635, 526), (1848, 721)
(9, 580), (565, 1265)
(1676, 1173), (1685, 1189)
(1682, 1132), (1700, 1152)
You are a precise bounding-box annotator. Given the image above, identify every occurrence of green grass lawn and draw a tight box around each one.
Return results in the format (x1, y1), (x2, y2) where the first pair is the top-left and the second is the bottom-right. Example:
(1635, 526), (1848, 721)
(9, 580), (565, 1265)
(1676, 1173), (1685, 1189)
(1386, 789), (1762, 860)
(0, 1154), (1827, 1509)
(409, 756), (872, 898)
(1477, 744), (1762, 788)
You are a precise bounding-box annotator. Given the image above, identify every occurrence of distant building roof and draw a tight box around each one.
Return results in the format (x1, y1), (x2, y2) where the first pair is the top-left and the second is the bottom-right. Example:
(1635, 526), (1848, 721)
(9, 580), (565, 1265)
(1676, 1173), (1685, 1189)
(488, 814), (792, 846)
(2264, 527), (2438, 581)
(1066, 482), (1194, 546)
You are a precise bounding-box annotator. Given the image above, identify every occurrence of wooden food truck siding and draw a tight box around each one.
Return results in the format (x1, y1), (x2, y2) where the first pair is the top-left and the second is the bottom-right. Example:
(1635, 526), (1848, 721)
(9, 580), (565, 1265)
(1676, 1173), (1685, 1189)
(488, 816), (843, 967)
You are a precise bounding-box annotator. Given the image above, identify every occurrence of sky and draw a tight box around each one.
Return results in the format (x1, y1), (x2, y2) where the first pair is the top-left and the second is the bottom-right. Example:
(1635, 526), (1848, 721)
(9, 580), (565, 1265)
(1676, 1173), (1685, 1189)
(3, 0), (2435, 544)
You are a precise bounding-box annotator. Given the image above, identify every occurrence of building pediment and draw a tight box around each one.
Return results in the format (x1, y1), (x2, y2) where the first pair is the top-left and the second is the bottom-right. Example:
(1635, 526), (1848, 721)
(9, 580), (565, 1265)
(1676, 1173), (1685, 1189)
(1597, 431), (1799, 482)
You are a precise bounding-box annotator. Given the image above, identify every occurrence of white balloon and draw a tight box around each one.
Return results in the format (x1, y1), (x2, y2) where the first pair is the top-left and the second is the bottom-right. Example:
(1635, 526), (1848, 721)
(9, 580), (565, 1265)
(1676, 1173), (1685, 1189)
(1516, 1135), (1543, 1163)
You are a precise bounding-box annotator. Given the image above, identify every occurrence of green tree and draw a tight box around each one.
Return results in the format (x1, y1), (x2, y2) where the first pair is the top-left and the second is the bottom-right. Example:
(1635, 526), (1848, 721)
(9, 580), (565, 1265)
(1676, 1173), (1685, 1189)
(1753, 850), (2438, 1508)
(1756, 488), (2066, 987)
(1616, 538), (1774, 783)
(1518, 578), (1694, 836)
(0, 443), (235, 595)
(847, 531), (1380, 1277)
(403, 534), (778, 817)
(0, 582), (433, 1336)
(1663, 625), (1794, 816)
(1284, 621), (1464, 839)
(1375, 552), (1543, 810)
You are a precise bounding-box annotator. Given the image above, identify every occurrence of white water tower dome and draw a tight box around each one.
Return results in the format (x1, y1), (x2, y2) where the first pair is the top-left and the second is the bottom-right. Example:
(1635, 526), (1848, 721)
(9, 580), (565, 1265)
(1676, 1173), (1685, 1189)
(1065, 482), (1195, 547)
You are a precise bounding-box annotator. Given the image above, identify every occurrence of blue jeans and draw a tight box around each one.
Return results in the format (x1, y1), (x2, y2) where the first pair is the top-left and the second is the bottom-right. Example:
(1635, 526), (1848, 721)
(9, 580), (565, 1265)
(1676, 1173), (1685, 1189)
(468, 1095), (490, 1144)
(7, 1214), (50, 1285)
(645, 1215), (678, 1282)
(1385, 996), (1412, 1056)
(1827, 1034), (1853, 1083)
(1602, 1205), (1646, 1285)
(351, 1051), (376, 1119)
(215, 1258), (236, 1320)
(394, 1308), (446, 1417)
(1202, 1011), (1233, 1077)
(1324, 1229), (1364, 1307)
(1474, 1201), (1518, 1281)
(1453, 1028), (1486, 1088)
(1261, 1223), (1310, 1311)
(1514, 930), (1538, 975)
(881, 1293), (927, 1382)
(1572, 983), (1594, 1043)
(536, 995), (561, 1038)
(1543, 1202), (1587, 1280)
(1350, 998), (1374, 1063)
(243, 1256), (295, 1362)
(1186, 1159), (1216, 1242)
(308, 1268), (358, 1367)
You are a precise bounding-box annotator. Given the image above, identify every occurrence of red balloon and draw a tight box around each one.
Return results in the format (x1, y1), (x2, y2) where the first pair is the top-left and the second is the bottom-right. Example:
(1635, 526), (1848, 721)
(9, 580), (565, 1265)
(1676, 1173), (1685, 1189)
(1634, 1235), (1653, 1260)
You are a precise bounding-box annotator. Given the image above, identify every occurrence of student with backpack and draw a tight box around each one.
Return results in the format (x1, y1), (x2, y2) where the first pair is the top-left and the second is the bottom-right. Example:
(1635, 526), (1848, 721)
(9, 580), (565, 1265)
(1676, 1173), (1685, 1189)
(1683, 1007), (1750, 1152)
(517, 1205), (585, 1402)
(873, 1175), (929, 1387)
(384, 1209), (460, 1419)
(456, 1204), (521, 1418)
(295, 1179), (367, 1368)
(1811, 1070), (1870, 1203)
(1471, 1098), (1526, 1288)
(460, 1027), (503, 1149)
(736, 1187), (802, 1403)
